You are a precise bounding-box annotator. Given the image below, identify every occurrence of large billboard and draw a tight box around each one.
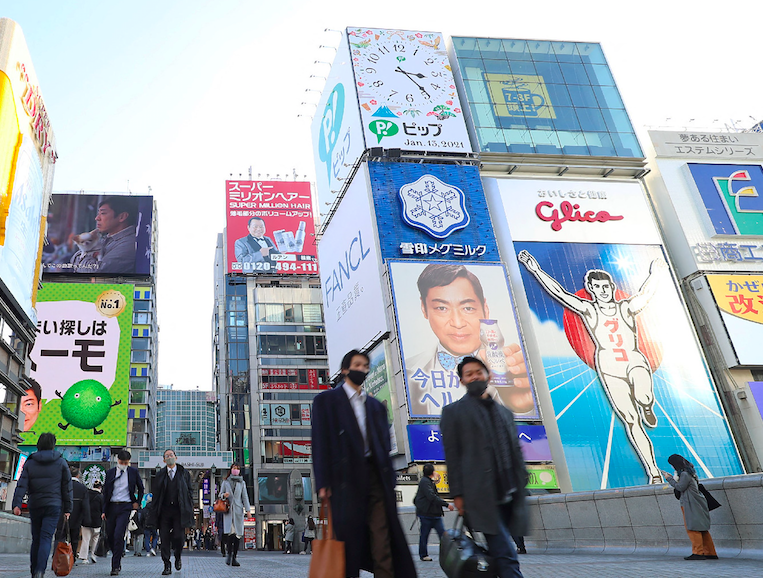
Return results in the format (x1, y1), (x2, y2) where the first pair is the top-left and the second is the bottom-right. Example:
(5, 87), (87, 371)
(43, 194), (153, 275)
(319, 166), (388, 374)
(515, 242), (743, 490)
(365, 341), (399, 455)
(367, 161), (500, 261)
(20, 282), (133, 446)
(389, 260), (538, 419)
(706, 274), (763, 365)
(225, 180), (317, 275)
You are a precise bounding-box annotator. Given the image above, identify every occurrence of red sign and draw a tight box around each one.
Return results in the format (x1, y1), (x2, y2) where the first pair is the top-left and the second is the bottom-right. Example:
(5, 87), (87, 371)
(226, 181), (318, 275)
(261, 382), (330, 391)
(535, 200), (624, 232)
(283, 441), (312, 463)
(308, 369), (318, 388)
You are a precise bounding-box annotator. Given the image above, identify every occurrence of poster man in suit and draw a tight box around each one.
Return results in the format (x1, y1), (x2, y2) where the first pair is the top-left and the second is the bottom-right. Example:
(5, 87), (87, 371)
(234, 217), (281, 271)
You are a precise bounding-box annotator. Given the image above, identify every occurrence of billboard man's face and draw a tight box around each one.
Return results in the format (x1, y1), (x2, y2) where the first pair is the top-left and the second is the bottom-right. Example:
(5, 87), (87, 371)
(21, 388), (40, 431)
(587, 278), (614, 303)
(422, 277), (488, 356)
(248, 219), (266, 237)
(96, 204), (128, 235)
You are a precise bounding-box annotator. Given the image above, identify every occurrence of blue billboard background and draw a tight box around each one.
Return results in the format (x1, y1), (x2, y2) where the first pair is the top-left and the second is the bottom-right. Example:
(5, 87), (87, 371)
(368, 162), (500, 261)
(515, 241), (743, 490)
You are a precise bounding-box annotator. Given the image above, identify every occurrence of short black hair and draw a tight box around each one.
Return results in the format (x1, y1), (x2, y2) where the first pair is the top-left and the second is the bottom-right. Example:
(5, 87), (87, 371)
(117, 449), (132, 461)
(417, 264), (486, 311)
(456, 356), (489, 378)
(70, 465), (81, 477)
(99, 196), (138, 226)
(25, 378), (42, 403)
(37, 432), (56, 451)
(247, 216), (265, 227)
(340, 349), (370, 370)
(163, 449), (176, 458)
(423, 464), (434, 477)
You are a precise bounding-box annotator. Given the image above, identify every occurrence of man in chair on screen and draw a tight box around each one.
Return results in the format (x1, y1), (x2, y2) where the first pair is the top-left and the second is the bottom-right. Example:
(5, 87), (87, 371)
(518, 250), (666, 484)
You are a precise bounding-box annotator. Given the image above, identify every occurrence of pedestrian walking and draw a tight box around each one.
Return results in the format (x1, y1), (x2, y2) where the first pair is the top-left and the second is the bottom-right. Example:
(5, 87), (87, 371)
(216, 510), (226, 557)
(146, 449), (194, 575)
(312, 349), (416, 578)
(103, 449), (144, 576)
(441, 357), (529, 578)
(219, 463), (250, 567)
(662, 454), (718, 560)
(414, 463), (455, 561)
(302, 516), (315, 554)
(79, 481), (103, 564)
(143, 494), (158, 557)
(57, 465), (90, 562)
(283, 518), (295, 554)
(129, 505), (146, 556)
(12, 432), (73, 578)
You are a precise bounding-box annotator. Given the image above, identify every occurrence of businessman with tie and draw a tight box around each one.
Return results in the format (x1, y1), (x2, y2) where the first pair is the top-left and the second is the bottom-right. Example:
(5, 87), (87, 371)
(103, 450), (144, 576)
(233, 217), (281, 272)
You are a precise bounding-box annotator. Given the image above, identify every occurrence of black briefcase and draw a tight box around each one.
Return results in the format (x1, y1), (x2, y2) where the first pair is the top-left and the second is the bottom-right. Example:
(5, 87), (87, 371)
(439, 516), (495, 578)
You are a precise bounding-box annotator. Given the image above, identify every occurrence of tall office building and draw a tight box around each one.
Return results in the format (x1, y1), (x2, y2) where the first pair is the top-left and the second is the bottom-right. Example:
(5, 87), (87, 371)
(155, 387), (217, 453)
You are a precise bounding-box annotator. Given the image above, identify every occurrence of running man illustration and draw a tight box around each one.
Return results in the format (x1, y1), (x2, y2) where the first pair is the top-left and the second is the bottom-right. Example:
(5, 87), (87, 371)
(518, 250), (666, 484)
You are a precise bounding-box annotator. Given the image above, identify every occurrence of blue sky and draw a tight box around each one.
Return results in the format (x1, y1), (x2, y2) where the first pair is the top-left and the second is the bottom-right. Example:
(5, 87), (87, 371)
(4, 0), (761, 388)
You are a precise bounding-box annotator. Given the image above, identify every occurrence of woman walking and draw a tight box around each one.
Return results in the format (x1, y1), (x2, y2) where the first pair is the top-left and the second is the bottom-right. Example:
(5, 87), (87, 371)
(219, 464), (250, 567)
(283, 518), (295, 554)
(78, 481), (103, 563)
(662, 454), (718, 560)
(302, 516), (315, 554)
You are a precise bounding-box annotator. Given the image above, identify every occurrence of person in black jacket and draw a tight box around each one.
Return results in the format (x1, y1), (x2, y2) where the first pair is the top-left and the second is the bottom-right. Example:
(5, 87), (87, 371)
(79, 481), (104, 563)
(414, 463), (454, 561)
(146, 449), (194, 576)
(57, 465), (90, 561)
(103, 449), (144, 576)
(12, 433), (73, 578)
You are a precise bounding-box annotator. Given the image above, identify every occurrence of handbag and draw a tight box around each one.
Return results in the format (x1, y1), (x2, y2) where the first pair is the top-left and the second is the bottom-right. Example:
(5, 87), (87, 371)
(52, 519), (75, 576)
(127, 510), (138, 532)
(213, 498), (229, 513)
(698, 483), (722, 511)
(308, 497), (345, 578)
(440, 515), (495, 578)
(95, 520), (109, 557)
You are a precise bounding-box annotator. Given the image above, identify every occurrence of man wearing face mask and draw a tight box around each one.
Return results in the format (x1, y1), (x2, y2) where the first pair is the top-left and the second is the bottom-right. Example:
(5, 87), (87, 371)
(146, 449), (194, 575)
(103, 450), (144, 576)
(312, 350), (416, 578)
(441, 357), (529, 578)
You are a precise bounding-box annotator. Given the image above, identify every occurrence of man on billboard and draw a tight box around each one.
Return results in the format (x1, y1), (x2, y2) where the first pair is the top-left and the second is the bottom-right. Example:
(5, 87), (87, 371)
(405, 263), (531, 415)
(234, 217), (281, 270)
(518, 250), (665, 484)
(72, 197), (138, 274)
(20, 378), (42, 432)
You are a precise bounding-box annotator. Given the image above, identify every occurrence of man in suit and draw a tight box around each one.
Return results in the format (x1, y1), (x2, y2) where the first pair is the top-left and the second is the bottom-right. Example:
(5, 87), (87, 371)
(57, 465), (90, 562)
(233, 217), (281, 272)
(312, 350), (415, 578)
(103, 449), (144, 576)
(146, 449), (194, 575)
(441, 356), (529, 578)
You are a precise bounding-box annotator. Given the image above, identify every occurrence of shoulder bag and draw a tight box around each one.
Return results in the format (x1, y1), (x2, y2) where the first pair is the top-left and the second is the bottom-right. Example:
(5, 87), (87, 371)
(308, 497), (345, 578)
(440, 515), (495, 578)
(52, 518), (75, 576)
(698, 483), (722, 511)
(213, 497), (229, 513)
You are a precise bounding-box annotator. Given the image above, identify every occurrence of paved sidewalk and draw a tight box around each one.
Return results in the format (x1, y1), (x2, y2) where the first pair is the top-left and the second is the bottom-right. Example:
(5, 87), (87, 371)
(1, 549), (760, 578)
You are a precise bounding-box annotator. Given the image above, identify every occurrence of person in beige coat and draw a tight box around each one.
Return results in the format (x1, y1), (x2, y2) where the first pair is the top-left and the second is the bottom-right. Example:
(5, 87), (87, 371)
(219, 464), (250, 567)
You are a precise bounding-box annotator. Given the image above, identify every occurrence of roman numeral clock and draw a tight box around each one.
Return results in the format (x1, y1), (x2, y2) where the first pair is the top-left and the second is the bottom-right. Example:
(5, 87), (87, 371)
(345, 28), (472, 154)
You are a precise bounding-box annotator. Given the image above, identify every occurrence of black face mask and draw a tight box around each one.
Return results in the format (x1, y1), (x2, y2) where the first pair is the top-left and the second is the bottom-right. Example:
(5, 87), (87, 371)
(466, 379), (488, 397)
(347, 370), (368, 386)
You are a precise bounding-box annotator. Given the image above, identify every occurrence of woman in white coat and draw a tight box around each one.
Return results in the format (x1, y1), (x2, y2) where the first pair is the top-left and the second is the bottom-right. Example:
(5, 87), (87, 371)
(219, 464), (250, 566)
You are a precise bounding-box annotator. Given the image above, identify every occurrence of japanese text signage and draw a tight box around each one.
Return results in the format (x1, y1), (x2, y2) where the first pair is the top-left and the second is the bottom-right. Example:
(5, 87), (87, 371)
(407, 424), (444, 461)
(226, 181), (317, 275)
(707, 274), (763, 365)
(649, 130), (763, 160)
(22, 283), (133, 446)
(368, 162), (499, 261)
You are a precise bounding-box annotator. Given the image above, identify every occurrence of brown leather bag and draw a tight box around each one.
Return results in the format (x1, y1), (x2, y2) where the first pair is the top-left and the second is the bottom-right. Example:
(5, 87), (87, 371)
(308, 497), (345, 578)
(213, 498), (229, 513)
(52, 519), (75, 576)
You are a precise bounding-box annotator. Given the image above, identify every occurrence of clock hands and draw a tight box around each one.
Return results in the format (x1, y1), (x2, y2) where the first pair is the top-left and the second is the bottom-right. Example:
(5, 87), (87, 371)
(395, 66), (431, 99)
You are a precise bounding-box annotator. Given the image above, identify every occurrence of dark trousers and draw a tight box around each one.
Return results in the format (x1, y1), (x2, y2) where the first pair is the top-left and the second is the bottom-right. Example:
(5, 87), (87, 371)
(226, 533), (240, 558)
(418, 515), (445, 559)
(366, 457), (394, 578)
(484, 503), (524, 578)
(159, 506), (184, 563)
(106, 503), (132, 571)
(144, 529), (158, 552)
(30, 506), (61, 576)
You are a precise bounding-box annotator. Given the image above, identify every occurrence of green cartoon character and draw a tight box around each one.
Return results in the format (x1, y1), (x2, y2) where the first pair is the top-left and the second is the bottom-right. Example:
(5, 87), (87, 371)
(55, 379), (122, 435)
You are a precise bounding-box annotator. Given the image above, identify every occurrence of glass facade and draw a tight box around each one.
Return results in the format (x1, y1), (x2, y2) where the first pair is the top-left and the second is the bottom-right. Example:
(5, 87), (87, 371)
(452, 38), (642, 158)
(128, 285), (158, 450)
(155, 389), (217, 453)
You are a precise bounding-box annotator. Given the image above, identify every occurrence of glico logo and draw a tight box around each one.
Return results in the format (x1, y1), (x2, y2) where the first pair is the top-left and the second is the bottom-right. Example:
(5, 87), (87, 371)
(318, 83), (345, 182)
(535, 200), (623, 231)
(688, 163), (763, 235)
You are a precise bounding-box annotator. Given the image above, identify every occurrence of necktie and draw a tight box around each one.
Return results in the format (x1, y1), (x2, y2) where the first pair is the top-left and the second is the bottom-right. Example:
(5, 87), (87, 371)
(169, 469), (174, 480)
(438, 351), (465, 371)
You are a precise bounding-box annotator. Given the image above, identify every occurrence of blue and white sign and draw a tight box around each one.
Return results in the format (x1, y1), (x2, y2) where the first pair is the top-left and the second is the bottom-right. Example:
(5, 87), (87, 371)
(368, 162), (500, 261)
(407, 424), (445, 461)
(517, 425), (552, 462)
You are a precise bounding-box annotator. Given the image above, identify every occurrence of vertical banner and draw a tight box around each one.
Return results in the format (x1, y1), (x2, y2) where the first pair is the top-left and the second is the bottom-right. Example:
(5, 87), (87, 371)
(365, 342), (399, 454)
(22, 283), (133, 446)
(226, 181), (318, 275)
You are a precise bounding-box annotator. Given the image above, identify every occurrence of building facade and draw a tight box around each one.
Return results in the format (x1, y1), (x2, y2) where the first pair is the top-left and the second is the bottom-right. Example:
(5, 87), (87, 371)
(155, 387), (217, 453)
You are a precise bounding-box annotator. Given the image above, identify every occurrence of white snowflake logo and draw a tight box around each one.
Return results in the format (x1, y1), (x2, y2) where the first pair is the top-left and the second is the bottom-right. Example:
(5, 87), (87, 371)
(398, 175), (470, 239)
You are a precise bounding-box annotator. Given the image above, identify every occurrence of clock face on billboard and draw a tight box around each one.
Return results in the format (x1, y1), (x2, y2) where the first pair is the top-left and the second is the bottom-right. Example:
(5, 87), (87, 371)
(348, 28), (472, 153)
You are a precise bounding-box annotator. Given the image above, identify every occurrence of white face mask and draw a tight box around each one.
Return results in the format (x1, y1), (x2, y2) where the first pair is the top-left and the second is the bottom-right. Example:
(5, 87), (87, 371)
(117, 463), (128, 472)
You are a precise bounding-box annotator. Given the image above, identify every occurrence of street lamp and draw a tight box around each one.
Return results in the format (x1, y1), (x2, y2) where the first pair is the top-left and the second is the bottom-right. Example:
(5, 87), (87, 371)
(293, 480), (304, 515)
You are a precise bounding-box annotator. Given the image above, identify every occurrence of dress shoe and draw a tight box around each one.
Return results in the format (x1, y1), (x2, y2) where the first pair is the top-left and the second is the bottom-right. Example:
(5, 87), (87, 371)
(231, 558), (240, 567)
(420, 556), (433, 561)
(162, 564), (172, 576)
(111, 569), (120, 576)
(706, 555), (719, 559)
(684, 554), (706, 560)
(517, 547), (527, 554)
(175, 558), (182, 571)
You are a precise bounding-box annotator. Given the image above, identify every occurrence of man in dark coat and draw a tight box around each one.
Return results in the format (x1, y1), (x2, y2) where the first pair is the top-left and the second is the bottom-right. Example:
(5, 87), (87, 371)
(312, 349), (416, 578)
(12, 432), (72, 578)
(414, 463), (454, 561)
(146, 449), (194, 575)
(441, 356), (529, 578)
(57, 465), (91, 560)
(103, 449), (144, 576)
